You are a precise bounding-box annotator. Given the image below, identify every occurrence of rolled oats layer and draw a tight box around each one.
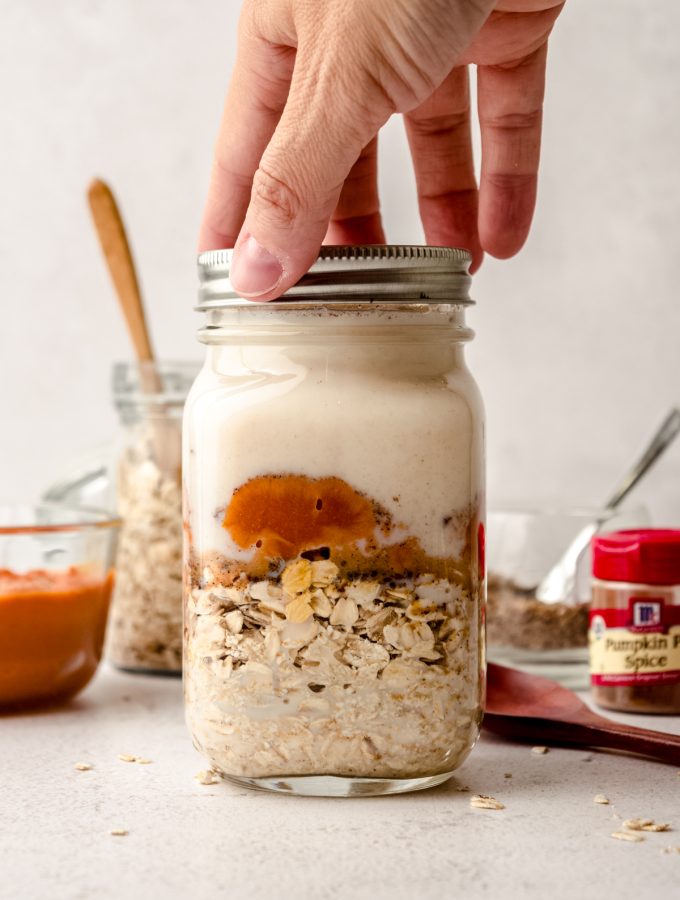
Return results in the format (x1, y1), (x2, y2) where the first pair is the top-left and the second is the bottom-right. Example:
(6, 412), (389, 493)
(185, 470), (483, 780)
(106, 423), (183, 672)
(185, 553), (481, 779)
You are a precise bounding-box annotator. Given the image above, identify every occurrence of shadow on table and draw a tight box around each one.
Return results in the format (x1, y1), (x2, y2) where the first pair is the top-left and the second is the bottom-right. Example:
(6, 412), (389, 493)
(0, 663), (183, 719)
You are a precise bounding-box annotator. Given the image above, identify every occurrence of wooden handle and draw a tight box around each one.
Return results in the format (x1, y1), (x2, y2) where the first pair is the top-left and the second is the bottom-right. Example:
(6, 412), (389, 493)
(88, 178), (155, 363)
(483, 713), (680, 766)
(580, 713), (680, 765)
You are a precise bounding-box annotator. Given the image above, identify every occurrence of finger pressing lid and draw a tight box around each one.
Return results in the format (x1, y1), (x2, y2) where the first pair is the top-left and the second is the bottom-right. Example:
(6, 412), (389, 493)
(197, 244), (473, 307)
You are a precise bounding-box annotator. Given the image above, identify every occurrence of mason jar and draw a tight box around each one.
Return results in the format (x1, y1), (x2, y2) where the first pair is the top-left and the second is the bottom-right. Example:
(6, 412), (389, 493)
(184, 246), (485, 796)
(105, 361), (197, 673)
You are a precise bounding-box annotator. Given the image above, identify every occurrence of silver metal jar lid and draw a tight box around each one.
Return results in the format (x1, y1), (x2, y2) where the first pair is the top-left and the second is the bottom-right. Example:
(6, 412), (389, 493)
(196, 245), (473, 308)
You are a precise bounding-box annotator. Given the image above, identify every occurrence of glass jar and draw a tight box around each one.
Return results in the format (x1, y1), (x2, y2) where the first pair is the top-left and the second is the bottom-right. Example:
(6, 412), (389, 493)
(184, 246), (485, 796)
(105, 361), (197, 674)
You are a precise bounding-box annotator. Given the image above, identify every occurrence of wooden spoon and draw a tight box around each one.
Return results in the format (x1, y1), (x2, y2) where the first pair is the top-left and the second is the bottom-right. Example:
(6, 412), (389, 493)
(88, 178), (178, 477)
(485, 662), (680, 765)
(87, 178), (158, 382)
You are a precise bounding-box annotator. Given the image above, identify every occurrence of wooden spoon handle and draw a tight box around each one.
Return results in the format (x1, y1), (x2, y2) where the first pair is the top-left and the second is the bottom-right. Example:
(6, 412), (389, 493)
(483, 713), (680, 766)
(87, 178), (155, 365)
(578, 715), (680, 764)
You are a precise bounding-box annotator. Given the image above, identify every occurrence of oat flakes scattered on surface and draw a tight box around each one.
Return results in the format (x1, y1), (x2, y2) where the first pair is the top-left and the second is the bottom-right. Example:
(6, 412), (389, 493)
(195, 770), (219, 785)
(110, 829), (129, 836)
(136, 759), (152, 765)
(611, 831), (644, 843)
(74, 763), (93, 771)
(661, 846), (680, 854)
(623, 818), (654, 831)
(624, 819), (671, 833)
(118, 754), (139, 763)
(594, 794), (610, 805)
(532, 746), (549, 755)
(470, 795), (505, 810)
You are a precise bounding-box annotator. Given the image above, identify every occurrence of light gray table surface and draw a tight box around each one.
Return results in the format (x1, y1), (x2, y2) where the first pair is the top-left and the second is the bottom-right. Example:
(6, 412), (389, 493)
(2, 664), (679, 900)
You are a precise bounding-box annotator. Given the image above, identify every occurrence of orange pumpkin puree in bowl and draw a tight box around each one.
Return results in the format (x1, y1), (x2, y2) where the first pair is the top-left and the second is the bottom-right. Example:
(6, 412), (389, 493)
(0, 567), (114, 710)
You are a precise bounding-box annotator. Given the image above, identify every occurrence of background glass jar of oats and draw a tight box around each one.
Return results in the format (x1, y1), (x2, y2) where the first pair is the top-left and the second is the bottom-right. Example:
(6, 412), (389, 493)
(106, 361), (197, 674)
(184, 246), (485, 796)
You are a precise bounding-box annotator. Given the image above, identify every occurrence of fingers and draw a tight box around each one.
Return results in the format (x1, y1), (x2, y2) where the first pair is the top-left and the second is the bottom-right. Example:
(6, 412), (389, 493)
(202, 0), (556, 296)
(476, 43), (548, 259)
(198, 11), (295, 251)
(325, 138), (385, 245)
(404, 67), (482, 272)
(227, 37), (395, 300)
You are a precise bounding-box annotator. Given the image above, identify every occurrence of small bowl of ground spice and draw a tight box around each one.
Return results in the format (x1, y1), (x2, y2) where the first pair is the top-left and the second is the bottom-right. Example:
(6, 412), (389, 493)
(0, 504), (120, 710)
(486, 505), (649, 688)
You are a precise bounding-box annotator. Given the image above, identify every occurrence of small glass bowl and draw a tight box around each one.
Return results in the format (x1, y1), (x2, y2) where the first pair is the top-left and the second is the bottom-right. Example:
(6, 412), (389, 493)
(0, 504), (120, 710)
(486, 505), (649, 689)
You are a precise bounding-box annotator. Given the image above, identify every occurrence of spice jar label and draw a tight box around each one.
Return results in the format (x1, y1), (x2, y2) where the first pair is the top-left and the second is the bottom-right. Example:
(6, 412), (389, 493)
(589, 598), (680, 686)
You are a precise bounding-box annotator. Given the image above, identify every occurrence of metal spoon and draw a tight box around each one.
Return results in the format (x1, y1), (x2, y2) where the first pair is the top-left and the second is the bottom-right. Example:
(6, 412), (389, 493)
(535, 407), (680, 603)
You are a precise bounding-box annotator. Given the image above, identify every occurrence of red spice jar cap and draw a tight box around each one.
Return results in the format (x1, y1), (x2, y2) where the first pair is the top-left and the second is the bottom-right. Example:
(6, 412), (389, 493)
(592, 529), (680, 585)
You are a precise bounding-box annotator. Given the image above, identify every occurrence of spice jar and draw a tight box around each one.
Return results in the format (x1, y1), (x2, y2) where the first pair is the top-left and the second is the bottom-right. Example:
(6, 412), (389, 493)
(184, 245), (485, 796)
(106, 361), (197, 673)
(590, 529), (680, 713)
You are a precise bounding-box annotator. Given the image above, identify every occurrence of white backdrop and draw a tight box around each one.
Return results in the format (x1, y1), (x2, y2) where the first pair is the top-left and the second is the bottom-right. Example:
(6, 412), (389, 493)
(1, 0), (679, 521)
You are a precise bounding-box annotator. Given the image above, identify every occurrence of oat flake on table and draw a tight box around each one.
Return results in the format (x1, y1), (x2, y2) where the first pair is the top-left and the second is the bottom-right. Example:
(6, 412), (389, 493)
(624, 818), (671, 833)
(470, 795), (505, 810)
(611, 831), (644, 843)
(195, 770), (219, 785)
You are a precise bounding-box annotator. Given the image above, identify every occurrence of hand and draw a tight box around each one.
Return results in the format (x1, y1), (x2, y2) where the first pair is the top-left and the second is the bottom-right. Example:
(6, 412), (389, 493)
(199, 0), (565, 299)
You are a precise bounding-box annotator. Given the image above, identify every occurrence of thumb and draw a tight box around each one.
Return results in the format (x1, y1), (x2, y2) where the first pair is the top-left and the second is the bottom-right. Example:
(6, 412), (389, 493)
(229, 52), (393, 300)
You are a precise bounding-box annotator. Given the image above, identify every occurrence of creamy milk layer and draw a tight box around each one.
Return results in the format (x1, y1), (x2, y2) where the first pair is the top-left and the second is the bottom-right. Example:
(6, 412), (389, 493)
(184, 312), (483, 560)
